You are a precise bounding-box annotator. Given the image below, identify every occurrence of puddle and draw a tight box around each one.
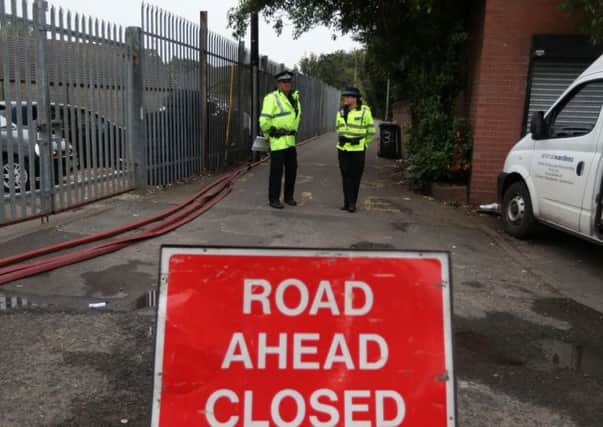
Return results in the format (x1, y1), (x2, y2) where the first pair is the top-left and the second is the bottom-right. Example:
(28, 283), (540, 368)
(454, 309), (603, 426)
(541, 339), (603, 377)
(0, 294), (48, 311)
(136, 289), (159, 309)
(350, 242), (395, 250)
(455, 331), (525, 366)
(82, 261), (153, 298)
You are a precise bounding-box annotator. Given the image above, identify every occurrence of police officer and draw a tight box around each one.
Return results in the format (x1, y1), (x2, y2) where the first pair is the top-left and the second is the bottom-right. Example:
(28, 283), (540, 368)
(336, 87), (376, 212)
(259, 70), (302, 209)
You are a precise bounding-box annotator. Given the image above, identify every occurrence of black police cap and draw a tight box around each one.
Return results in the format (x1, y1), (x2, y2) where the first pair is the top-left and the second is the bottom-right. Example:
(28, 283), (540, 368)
(275, 70), (294, 81)
(342, 87), (361, 97)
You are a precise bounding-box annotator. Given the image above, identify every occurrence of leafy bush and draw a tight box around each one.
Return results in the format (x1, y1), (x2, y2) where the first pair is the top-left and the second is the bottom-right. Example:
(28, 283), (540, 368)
(559, 0), (603, 45)
(406, 95), (472, 188)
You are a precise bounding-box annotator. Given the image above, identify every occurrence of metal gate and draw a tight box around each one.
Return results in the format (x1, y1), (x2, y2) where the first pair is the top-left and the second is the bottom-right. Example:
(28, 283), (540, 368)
(2, 0), (341, 225)
(1, 0), (134, 225)
(141, 4), (202, 186)
(141, 5), (341, 181)
(142, 5), (255, 181)
(206, 31), (252, 170)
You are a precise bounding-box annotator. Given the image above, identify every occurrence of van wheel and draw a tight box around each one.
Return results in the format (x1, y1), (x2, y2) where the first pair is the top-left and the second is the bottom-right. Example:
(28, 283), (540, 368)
(2, 155), (31, 193)
(502, 181), (536, 238)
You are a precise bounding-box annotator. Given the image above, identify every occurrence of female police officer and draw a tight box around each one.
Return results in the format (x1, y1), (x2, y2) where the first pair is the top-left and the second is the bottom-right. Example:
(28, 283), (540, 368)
(335, 87), (376, 212)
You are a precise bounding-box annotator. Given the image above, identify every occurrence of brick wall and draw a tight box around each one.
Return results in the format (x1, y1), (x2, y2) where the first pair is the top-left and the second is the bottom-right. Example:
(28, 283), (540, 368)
(469, 0), (577, 203)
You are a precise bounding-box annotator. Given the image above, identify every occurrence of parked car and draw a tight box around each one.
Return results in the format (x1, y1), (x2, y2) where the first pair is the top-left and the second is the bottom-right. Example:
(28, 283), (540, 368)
(1, 101), (125, 170)
(50, 104), (126, 169)
(498, 54), (603, 244)
(1, 112), (76, 193)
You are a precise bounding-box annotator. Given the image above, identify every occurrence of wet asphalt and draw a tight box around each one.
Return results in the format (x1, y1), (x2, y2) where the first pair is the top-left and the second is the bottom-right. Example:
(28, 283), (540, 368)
(0, 131), (602, 426)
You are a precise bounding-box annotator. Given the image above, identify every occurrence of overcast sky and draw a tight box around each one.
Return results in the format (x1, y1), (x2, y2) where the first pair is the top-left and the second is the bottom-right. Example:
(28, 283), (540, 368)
(40, 0), (361, 68)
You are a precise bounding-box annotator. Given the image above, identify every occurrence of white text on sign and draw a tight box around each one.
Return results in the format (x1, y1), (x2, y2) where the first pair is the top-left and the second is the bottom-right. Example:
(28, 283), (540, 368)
(205, 278), (406, 426)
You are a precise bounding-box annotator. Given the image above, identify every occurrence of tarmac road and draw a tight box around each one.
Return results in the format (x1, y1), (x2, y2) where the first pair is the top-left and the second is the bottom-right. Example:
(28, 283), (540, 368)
(0, 131), (602, 426)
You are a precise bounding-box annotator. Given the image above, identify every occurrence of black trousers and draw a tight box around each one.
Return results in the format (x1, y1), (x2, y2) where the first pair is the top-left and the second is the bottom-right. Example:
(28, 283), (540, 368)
(269, 146), (297, 202)
(338, 149), (366, 208)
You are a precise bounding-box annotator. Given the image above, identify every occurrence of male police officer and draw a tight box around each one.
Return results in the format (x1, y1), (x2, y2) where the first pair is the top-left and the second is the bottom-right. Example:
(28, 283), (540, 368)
(336, 87), (376, 212)
(259, 70), (302, 209)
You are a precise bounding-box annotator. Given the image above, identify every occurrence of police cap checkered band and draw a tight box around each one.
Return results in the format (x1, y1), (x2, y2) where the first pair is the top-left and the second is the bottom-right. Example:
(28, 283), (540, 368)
(275, 70), (294, 81)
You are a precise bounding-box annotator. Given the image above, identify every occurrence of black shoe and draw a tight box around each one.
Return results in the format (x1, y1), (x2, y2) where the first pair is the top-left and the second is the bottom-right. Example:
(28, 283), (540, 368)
(340, 205), (348, 211)
(269, 201), (284, 209)
(285, 199), (297, 206)
(347, 205), (356, 213)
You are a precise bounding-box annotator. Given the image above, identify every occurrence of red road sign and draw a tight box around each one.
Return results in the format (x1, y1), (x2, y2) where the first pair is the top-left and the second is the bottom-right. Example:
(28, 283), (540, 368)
(152, 247), (455, 426)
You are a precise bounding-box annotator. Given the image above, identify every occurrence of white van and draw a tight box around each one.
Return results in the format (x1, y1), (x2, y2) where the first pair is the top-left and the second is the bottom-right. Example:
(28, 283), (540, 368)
(498, 54), (603, 242)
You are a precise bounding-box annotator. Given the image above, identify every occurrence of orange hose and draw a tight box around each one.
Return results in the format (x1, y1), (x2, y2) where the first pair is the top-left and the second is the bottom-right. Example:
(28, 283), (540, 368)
(0, 136), (318, 285)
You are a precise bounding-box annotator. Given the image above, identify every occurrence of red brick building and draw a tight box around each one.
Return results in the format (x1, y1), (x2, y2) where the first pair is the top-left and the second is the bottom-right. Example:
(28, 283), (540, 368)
(467, 0), (601, 202)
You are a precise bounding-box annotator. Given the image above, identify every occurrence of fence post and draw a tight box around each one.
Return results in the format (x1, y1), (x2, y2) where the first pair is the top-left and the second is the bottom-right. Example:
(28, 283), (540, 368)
(259, 55), (269, 120)
(126, 26), (146, 189)
(385, 78), (391, 122)
(199, 11), (208, 171)
(34, 0), (53, 218)
(260, 55), (268, 73)
(237, 40), (247, 154)
(250, 12), (259, 149)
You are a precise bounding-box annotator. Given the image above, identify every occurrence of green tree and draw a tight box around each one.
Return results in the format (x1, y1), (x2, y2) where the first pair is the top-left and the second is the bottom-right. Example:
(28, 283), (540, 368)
(299, 49), (389, 117)
(0, 21), (34, 38)
(299, 50), (358, 90)
(230, 0), (601, 186)
(228, 0), (473, 185)
(559, 0), (603, 44)
(228, 0), (436, 40)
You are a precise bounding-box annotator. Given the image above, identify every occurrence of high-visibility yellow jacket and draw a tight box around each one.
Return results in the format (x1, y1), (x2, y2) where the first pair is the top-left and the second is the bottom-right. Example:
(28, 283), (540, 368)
(335, 104), (376, 152)
(259, 89), (302, 151)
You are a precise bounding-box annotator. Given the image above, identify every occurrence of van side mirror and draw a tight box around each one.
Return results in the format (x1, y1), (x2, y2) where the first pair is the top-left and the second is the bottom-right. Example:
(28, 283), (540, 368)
(530, 111), (547, 140)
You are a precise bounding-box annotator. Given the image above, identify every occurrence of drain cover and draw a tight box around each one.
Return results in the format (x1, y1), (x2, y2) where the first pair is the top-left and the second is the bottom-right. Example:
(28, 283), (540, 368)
(0, 294), (47, 311)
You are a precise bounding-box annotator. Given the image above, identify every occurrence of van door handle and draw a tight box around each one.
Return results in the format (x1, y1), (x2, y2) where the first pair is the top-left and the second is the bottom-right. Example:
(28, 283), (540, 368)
(576, 161), (585, 176)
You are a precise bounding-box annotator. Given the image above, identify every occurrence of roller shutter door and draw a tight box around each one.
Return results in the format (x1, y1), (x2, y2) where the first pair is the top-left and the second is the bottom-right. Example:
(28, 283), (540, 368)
(525, 61), (591, 133)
